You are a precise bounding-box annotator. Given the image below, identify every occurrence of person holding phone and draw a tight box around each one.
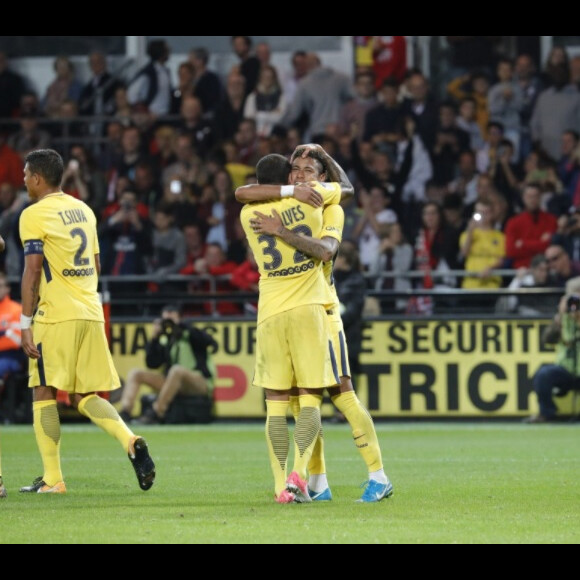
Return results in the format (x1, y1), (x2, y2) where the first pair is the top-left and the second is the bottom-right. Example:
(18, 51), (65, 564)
(459, 199), (506, 290)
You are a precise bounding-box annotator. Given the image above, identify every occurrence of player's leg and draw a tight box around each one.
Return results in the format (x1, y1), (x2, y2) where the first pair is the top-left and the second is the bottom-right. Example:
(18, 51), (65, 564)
(328, 316), (392, 502)
(265, 389), (293, 503)
(253, 313), (295, 503)
(290, 387), (331, 501)
(120, 369), (164, 421)
(20, 385), (66, 494)
(74, 322), (155, 491)
(286, 305), (338, 503)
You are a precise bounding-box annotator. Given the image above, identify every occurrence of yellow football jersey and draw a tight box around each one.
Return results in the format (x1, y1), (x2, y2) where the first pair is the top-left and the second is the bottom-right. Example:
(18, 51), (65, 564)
(321, 204), (345, 308)
(19, 192), (104, 323)
(240, 182), (341, 324)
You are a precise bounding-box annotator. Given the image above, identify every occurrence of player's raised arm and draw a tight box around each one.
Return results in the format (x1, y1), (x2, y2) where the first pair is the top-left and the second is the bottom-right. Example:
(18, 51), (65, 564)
(235, 183), (323, 207)
(250, 209), (338, 263)
(292, 144), (355, 199)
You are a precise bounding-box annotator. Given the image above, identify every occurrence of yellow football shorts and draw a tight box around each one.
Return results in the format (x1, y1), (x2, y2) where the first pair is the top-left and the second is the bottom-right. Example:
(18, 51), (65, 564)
(28, 320), (121, 394)
(253, 304), (340, 391)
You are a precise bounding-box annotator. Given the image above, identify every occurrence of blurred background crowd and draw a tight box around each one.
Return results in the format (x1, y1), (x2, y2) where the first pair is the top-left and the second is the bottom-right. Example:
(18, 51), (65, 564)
(1, 36), (580, 318)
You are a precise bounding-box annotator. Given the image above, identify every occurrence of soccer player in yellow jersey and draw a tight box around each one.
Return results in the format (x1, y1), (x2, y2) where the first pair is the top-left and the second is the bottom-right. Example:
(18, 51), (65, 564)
(239, 153), (344, 503)
(18, 149), (155, 495)
(239, 144), (393, 503)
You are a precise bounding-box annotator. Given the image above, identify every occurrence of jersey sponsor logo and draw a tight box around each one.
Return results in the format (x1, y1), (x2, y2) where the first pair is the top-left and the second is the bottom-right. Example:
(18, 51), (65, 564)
(267, 261), (315, 278)
(63, 268), (96, 277)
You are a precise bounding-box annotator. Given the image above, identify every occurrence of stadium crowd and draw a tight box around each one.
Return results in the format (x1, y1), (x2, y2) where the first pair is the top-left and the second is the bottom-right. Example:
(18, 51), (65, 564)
(1, 37), (580, 317)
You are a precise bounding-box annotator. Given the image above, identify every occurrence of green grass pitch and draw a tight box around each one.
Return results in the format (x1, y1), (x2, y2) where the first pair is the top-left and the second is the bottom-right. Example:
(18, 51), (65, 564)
(0, 422), (579, 544)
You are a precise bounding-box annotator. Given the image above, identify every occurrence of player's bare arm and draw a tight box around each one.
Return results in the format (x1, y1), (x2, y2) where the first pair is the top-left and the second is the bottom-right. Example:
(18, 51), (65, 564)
(235, 183), (323, 207)
(251, 209), (338, 263)
(20, 253), (43, 360)
(292, 144), (355, 199)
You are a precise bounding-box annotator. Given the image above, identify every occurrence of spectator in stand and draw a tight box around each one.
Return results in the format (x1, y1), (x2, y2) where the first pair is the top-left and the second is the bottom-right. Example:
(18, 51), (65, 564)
(459, 199), (506, 290)
(162, 133), (208, 196)
(78, 51), (123, 117)
(496, 254), (554, 316)
(546, 243), (580, 288)
(127, 39), (173, 117)
(488, 57), (525, 161)
(230, 245), (260, 314)
(244, 64), (287, 139)
(7, 111), (52, 162)
(352, 185), (398, 276)
(235, 118), (261, 168)
(0, 272), (24, 391)
(448, 150), (480, 209)
(540, 46), (570, 90)
(0, 129), (24, 190)
(0, 51), (27, 119)
(515, 54), (544, 163)
(431, 101), (470, 186)
(133, 161), (163, 216)
(456, 96), (485, 153)
(147, 202), (187, 294)
(190, 242), (241, 316)
(61, 154), (90, 204)
(213, 71), (247, 143)
(283, 50), (309, 106)
(41, 55), (83, 119)
(531, 63), (580, 163)
(180, 223), (207, 275)
(281, 52), (354, 140)
(255, 42), (272, 68)
(49, 98), (86, 150)
(400, 71), (440, 156)
(0, 183), (28, 277)
(557, 130), (580, 205)
(522, 149), (563, 201)
(488, 188), (514, 232)
(338, 70), (377, 144)
(109, 124), (149, 185)
(98, 120), (125, 174)
(505, 183), (558, 269)
(373, 222), (414, 313)
(362, 76), (403, 147)
(189, 47), (223, 121)
(368, 36), (408, 88)
(553, 207), (580, 263)
(569, 55), (580, 90)
(487, 138), (524, 208)
(442, 192), (468, 265)
(476, 121), (506, 174)
(231, 36), (261, 97)
(98, 189), (153, 311)
(447, 70), (491, 140)
(176, 95), (215, 160)
(170, 61), (196, 116)
(111, 85), (133, 127)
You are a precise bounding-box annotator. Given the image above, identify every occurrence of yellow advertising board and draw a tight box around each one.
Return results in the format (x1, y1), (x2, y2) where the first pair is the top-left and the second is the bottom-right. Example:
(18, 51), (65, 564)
(109, 318), (576, 419)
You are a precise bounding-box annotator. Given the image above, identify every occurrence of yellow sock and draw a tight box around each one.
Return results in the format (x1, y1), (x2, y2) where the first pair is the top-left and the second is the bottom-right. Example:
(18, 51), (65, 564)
(332, 391), (384, 473)
(33, 400), (63, 486)
(265, 400), (290, 497)
(78, 395), (134, 453)
(290, 394), (326, 477)
(292, 394), (322, 480)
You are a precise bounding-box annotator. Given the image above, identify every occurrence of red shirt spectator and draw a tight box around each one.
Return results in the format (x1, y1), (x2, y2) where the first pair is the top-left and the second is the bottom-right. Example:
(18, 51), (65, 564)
(504, 183), (558, 269)
(0, 137), (24, 190)
(371, 36), (408, 88)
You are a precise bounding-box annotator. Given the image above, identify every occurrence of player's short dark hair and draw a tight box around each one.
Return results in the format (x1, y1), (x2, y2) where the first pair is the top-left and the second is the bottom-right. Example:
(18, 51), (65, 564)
(25, 149), (64, 188)
(256, 154), (291, 185)
(291, 148), (327, 176)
